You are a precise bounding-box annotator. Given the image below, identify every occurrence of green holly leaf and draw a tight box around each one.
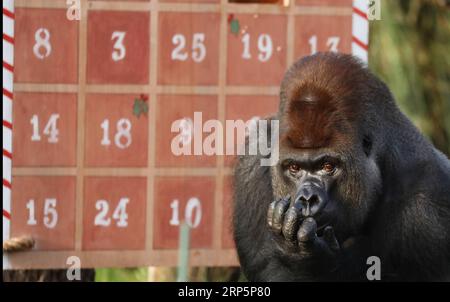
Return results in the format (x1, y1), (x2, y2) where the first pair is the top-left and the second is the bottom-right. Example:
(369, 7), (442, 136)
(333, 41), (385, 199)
(133, 97), (149, 118)
(133, 99), (142, 117)
(141, 102), (149, 114)
(230, 19), (240, 35)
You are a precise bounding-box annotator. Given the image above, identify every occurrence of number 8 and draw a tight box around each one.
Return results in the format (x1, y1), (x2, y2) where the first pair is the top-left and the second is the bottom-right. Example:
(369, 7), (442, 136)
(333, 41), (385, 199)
(33, 28), (52, 60)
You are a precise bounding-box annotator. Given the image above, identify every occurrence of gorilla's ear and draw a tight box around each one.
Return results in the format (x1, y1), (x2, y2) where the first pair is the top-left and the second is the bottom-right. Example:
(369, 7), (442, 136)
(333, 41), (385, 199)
(362, 135), (373, 157)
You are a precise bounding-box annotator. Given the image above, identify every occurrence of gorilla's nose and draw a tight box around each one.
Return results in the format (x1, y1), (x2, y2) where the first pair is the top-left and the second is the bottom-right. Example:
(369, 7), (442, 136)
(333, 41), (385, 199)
(294, 185), (326, 217)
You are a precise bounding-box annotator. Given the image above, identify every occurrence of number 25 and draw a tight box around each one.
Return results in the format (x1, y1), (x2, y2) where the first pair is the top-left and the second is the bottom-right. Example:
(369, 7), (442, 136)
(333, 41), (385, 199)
(171, 33), (206, 63)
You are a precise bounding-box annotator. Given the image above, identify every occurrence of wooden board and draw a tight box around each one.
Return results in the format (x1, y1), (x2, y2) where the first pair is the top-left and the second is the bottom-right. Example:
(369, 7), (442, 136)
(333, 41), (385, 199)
(5, 0), (366, 269)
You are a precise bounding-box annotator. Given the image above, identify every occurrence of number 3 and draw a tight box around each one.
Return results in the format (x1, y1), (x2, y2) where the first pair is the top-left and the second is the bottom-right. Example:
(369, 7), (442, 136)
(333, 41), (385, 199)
(112, 31), (126, 61)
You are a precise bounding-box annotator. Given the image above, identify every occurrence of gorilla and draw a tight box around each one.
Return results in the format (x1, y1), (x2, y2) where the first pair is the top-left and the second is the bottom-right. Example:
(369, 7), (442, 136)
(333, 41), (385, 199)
(233, 52), (450, 281)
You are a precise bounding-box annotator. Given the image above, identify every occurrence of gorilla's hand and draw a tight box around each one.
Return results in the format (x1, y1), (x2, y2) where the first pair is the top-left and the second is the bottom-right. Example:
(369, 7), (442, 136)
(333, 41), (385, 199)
(267, 196), (340, 262)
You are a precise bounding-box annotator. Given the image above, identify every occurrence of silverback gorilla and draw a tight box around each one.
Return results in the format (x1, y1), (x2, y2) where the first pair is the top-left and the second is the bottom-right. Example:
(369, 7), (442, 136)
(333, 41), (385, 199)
(233, 53), (450, 281)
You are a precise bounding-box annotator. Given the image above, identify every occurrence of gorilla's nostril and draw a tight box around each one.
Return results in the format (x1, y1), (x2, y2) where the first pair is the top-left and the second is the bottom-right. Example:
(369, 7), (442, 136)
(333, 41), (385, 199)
(298, 194), (321, 217)
(299, 194), (318, 205)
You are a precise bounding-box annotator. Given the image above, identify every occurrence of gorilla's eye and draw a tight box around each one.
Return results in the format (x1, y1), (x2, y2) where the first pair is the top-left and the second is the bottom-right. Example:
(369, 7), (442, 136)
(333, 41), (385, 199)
(322, 162), (336, 174)
(288, 164), (300, 174)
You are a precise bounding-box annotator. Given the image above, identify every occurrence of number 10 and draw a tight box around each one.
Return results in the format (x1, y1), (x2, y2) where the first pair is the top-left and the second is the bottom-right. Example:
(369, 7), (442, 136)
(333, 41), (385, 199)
(169, 198), (202, 228)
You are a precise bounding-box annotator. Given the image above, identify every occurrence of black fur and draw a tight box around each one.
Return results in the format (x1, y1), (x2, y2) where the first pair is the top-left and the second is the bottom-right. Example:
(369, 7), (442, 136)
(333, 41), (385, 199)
(233, 53), (450, 281)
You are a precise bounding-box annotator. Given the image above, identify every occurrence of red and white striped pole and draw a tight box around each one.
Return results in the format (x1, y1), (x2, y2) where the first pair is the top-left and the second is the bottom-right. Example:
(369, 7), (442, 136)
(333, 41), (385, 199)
(3, 0), (14, 270)
(352, 0), (369, 63)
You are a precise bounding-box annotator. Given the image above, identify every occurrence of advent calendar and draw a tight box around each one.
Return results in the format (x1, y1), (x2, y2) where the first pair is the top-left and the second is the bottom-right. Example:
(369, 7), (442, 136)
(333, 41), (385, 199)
(3, 0), (368, 269)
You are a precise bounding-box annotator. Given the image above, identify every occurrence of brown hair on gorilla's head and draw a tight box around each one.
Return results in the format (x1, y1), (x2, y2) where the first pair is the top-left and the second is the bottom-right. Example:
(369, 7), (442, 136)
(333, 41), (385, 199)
(278, 52), (372, 149)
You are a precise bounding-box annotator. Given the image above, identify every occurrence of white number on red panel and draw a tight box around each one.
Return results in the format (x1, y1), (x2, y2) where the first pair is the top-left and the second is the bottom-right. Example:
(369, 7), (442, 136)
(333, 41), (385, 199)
(33, 28), (52, 59)
(26, 198), (58, 229)
(178, 117), (194, 146)
(94, 198), (129, 228)
(111, 31), (126, 61)
(169, 197), (202, 228)
(171, 33), (206, 63)
(308, 35), (340, 55)
(241, 33), (273, 62)
(30, 114), (60, 143)
(101, 118), (132, 149)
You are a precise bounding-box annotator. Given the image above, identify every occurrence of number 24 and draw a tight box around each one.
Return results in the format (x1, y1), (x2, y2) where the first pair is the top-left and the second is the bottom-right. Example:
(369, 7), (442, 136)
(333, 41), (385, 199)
(95, 198), (129, 228)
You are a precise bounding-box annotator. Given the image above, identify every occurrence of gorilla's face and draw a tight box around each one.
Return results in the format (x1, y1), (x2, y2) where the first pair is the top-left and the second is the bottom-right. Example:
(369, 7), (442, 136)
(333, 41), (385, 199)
(271, 66), (383, 242)
(273, 142), (381, 242)
(276, 148), (342, 235)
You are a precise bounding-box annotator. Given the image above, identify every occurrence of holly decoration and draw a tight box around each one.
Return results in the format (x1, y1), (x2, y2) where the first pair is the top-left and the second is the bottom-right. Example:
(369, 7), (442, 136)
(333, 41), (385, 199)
(229, 14), (240, 36)
(133, 94), (149, 118)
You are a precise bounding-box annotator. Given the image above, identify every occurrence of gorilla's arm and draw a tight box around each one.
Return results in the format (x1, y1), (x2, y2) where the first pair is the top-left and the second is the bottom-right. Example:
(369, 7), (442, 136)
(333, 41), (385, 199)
(374, 154), (450, 281)
(233, 148), (284, 281)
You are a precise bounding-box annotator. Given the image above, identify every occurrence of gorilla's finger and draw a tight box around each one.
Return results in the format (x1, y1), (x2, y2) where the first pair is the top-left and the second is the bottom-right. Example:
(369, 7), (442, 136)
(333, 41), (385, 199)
(267, 200), (276, 227)
(282, 207), (301, 242)
(297, 217), (317, 243)
(272, 197), (290, 233)
(323, 226), (340, 252)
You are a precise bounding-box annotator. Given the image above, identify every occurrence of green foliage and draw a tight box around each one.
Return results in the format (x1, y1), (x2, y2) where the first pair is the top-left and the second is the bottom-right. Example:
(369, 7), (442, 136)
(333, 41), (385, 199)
(95, 268), (148, 282)
(370, 0), (450, 155)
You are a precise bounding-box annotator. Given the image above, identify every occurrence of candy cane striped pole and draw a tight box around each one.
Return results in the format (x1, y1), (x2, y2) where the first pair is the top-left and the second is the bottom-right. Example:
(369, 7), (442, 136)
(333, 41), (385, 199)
(3, 0), (14, 270)
(352, 0), (369, 63)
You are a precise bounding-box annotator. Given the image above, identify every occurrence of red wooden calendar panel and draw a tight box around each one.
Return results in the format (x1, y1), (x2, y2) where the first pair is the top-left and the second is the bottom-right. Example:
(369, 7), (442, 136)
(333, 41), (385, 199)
(82, 177), (147, 250)
(87, 11), (150, 84)
(227, 14), (287, 86)
(296, 0), (352, 6)
(222, 176), (235, 249)
(294, 15), (352, 58)
(224, 95), (278, 167)
(11, 176), (76, 250)
(153, 177), (214, 249)
(14, 8), (78, 83)
(158, 12), (220, 85)
(85, 94), (149, 167)
(155, 95), (218, 167)
(12, 93), (77, 167)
